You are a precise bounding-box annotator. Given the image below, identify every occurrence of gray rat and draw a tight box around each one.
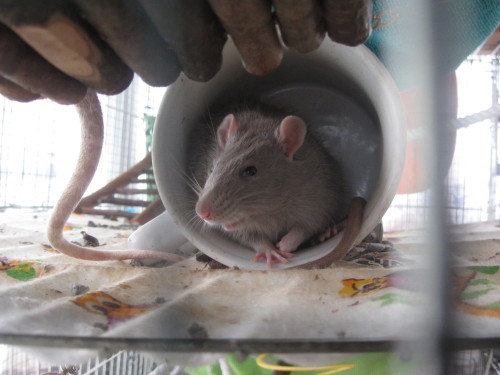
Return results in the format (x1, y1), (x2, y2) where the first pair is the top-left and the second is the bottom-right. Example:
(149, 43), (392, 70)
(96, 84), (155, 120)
(46, 89), (184, 263)
(192, 105), (365, 268)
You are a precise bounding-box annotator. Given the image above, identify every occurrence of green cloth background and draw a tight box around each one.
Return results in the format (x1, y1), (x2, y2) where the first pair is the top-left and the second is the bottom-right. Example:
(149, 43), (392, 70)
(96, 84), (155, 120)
(365, 0), (500, 90)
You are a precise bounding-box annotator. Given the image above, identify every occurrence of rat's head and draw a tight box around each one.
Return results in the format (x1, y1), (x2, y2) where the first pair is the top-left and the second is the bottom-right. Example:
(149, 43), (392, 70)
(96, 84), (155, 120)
(195, 111), (307, 232)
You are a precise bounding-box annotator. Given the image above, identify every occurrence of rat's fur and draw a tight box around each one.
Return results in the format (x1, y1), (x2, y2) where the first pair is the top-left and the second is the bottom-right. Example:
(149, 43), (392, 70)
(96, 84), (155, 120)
(193, 106), (344, 260)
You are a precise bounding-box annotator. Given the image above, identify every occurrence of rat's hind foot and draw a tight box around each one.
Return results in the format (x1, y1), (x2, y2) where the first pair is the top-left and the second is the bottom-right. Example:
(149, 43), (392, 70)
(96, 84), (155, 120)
(317, 220), (346, 243)
(253, 248), (294, 268)
(276, 226), (308, 253)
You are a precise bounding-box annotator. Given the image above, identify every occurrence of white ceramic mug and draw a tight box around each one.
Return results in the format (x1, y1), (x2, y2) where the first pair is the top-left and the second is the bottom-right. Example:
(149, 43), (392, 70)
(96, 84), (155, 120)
(147, 39), (405, 270)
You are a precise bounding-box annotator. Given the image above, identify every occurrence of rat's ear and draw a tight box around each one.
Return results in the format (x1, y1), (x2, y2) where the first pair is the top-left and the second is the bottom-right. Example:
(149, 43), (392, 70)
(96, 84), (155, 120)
(277, 116), (307, 161)
(217, 114), (239, 149)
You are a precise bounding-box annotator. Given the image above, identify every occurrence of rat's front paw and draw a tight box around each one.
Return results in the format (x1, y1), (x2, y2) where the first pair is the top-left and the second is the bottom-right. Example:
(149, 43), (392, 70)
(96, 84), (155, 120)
(253, 248), (294, 268)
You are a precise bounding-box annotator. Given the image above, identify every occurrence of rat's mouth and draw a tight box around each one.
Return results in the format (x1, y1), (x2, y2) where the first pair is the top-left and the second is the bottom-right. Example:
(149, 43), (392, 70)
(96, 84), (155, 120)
(222, 219), (245, 231)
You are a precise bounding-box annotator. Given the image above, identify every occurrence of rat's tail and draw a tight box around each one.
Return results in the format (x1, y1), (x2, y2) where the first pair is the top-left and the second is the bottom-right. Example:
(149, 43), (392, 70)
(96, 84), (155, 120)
(298, 197), (366, 269)
(47, 90), (183, 262)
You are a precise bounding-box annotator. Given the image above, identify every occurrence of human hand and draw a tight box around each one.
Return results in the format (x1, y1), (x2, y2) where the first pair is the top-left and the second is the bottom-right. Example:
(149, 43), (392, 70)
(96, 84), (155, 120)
(0, 0), (373, 104)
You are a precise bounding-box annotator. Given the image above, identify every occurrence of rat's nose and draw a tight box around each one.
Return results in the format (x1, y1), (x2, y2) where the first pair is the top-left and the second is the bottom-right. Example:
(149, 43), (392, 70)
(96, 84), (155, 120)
(196, 204), (212, 221)
(199, 211), (212, 220)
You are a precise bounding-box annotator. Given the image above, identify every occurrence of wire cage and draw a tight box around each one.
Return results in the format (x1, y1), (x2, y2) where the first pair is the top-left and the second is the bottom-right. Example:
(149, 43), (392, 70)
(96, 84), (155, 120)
(384, 55), (500, 232)
(0, 77), (164, 213)
(0, 345), (161, 375)
(0, 2), (500, 375)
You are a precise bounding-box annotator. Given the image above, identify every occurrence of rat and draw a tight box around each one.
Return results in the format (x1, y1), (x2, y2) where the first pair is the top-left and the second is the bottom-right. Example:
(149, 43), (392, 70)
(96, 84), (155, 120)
(46, 89), (184, 263)
(192, 105), (366, 268)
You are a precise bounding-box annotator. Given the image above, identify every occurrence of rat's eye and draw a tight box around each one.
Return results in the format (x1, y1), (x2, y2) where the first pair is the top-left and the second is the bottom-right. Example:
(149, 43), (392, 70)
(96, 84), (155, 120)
(240, 166), (258, 178)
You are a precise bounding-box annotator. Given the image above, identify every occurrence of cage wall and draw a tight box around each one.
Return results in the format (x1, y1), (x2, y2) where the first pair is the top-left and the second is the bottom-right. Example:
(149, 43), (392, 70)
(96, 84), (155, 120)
(0, 77), (165, 210)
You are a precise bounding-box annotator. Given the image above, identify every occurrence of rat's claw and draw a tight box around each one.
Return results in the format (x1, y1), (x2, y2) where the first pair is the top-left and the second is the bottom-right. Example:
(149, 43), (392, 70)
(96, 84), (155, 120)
(253, 252), (266, 261)
(276, 250), (294, 259)
(266, 250), (286, 267)
(253, 249), (292, 267)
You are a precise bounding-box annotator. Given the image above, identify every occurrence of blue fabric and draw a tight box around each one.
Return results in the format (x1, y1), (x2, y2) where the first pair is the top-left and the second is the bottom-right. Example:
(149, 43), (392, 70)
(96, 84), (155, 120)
(365, 0), (500, 90)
